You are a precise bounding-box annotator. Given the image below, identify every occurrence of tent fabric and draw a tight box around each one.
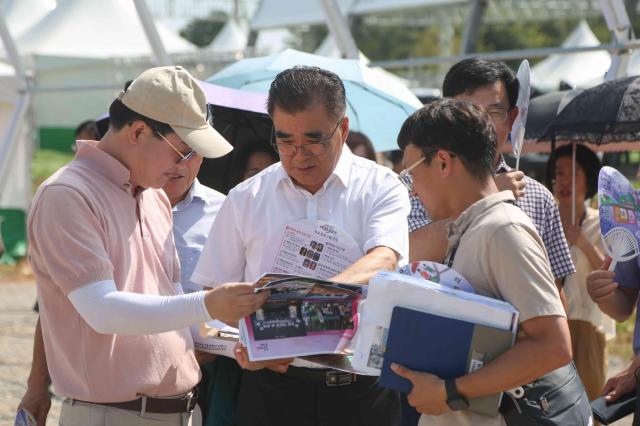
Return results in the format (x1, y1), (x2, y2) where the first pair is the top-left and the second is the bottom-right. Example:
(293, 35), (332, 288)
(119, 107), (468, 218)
(315, 35), (370, 62)
(254, 28), (295, 55)
(12, 0), (195, 58)
(250, 0), (463, 30)
(206, 18), (250, 54)
(3, 0), (56, 38)
(530, 20), (611, 92)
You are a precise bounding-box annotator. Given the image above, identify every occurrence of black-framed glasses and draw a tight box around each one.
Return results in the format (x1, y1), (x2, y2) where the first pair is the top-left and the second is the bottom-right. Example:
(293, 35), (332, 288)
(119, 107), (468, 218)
(271, 118), (343, 157)
(155, 131), (196, 164)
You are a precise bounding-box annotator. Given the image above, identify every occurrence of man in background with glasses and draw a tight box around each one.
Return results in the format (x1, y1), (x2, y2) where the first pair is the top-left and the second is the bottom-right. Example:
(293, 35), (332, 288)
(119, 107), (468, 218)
(406, 58), (574, 291)
(191, 66), (410, 426)
(23, 66), (268, 426)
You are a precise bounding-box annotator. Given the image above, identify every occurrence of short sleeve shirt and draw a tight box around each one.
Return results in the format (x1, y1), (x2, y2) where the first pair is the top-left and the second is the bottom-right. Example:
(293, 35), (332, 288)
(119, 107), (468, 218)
(191, 145), (410, 285)
(420, 191), (566, 426)
(406, 156), (576, 280)
(28, 140), (200, 402)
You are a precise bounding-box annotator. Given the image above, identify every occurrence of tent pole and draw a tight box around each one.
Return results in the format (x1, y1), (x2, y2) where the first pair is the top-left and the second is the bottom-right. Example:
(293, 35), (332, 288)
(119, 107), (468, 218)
(318, 0), (359, 60)
(0, 11), (31, 193)
(600, 0), (633, 80)
(132, 0), (173, 66)
(572, 142), (576, 226)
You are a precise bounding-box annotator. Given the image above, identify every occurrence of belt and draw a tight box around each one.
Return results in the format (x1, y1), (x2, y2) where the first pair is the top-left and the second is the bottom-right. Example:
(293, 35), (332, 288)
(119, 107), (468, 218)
(285, 366), (359, 387)
(70, 387), (198, 415)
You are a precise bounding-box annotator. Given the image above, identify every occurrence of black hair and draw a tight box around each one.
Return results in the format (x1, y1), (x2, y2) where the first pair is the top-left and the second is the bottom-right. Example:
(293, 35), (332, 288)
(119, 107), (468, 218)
(74, 120), (99, 139)
(346, 131), (376, 162)
(389, 150), (403, 166)
(443, 58), (519, 109)
(545, 144), (601, 200)
(107, 80), (173, 136)
(228, 142), (279, 188)
(397, 98), (497, 180)
(267, 66), (346, 120)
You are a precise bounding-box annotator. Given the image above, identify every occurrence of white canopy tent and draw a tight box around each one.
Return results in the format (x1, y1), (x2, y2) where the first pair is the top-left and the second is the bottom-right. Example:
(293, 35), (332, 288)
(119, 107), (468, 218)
(254, 28), (295, 55)
(13, 0), (194, 58)
(250, 0), (464, 30)
(205, 18), (250, 54)
(2, 0), (56, 38)
(0, 0), (196, 262)
(531, 20), (611, 92)
(5, 0), (197, 132)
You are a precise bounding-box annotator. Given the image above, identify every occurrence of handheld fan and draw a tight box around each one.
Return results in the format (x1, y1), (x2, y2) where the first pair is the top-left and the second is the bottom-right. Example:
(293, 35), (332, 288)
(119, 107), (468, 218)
(510, 60), (531, 170)
(602, 227), (640, 271)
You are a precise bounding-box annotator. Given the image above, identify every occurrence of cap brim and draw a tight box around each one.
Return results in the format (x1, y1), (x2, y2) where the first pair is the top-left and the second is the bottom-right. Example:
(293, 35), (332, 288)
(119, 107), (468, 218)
(172, 125), (233, 159)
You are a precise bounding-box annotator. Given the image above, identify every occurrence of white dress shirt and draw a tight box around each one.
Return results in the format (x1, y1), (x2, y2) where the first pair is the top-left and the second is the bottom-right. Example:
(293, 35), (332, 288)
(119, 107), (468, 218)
(191, 146), (410, 286)
(173, 178), (225, 293)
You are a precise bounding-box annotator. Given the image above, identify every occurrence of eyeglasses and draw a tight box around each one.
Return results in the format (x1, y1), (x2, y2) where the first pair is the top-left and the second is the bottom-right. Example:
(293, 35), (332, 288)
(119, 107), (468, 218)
(155, 131), (196, 164)
(271, 118), (343, 157)
(398, 156), (426, 192)
(486, 107), (509, 124)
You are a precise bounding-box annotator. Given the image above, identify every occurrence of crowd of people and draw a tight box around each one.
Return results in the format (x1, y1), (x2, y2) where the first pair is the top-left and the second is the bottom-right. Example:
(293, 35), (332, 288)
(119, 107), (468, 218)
(14, 57), (640, 426)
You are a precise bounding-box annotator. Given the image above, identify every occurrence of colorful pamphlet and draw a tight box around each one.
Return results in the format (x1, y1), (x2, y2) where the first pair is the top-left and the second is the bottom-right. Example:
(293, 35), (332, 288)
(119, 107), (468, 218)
(398, 260), (476, 293)
(239, 274), (364, 361)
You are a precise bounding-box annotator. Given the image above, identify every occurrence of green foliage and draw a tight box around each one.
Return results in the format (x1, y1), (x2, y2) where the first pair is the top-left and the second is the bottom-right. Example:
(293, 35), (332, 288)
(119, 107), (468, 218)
(287, 25), (328, 53)
(180, 11), (228, 47)
(32, 149), (74, 191)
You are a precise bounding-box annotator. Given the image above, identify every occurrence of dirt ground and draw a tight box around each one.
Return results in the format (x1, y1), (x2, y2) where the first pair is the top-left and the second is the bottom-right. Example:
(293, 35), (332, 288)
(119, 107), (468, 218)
(0, 279), (634, 425)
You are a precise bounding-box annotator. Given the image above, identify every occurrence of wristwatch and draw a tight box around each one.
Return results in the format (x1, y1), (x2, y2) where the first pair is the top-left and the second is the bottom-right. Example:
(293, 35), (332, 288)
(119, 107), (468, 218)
(445, 378), (469, 411)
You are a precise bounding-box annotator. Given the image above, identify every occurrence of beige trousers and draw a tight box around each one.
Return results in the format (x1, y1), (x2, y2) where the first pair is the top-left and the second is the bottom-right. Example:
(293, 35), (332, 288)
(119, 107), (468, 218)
(59, 398), (202, 426)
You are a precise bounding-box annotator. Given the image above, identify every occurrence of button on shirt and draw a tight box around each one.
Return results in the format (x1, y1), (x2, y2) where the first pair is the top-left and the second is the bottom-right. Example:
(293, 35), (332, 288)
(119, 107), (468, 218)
(172, 179), (225, 293)
(405, 155), (576, 280)
(28, 140), (201, 403)
(191, 146), (410, 286)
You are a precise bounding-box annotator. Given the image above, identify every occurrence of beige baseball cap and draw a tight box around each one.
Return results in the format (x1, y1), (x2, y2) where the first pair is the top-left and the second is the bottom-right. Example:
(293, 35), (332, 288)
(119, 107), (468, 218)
(118, 66), (233, 159)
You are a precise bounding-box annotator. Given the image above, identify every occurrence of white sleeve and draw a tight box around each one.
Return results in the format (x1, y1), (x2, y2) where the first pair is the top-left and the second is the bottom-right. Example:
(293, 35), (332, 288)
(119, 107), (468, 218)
(191, 193), (247, 287)
(68, 280), (212, 335)
(364, 173), (411, 263)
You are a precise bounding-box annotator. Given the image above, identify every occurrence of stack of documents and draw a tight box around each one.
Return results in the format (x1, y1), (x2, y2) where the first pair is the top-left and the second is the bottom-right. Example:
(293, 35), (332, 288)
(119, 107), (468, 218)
(191, 320), (240, 358)
(239, 274), (365, 361)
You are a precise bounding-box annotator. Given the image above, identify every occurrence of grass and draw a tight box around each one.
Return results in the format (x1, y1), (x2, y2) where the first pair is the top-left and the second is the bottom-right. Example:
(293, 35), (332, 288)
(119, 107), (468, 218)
(609, 314), (637, 361)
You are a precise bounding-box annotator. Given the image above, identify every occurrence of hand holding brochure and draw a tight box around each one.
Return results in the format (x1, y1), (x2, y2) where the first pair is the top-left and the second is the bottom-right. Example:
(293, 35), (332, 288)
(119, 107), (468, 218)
(240, 274), (364, 361)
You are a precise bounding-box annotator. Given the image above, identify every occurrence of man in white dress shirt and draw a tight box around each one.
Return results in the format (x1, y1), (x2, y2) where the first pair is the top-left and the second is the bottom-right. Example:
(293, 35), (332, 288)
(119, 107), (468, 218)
(192, 66), (410, 426)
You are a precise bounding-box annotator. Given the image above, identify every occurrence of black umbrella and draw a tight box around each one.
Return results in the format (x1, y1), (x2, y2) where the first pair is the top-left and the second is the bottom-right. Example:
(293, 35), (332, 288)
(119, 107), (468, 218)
(542, 75), (640, 144)
(198, 104), (273, 194)
(524, 90), (582, 143)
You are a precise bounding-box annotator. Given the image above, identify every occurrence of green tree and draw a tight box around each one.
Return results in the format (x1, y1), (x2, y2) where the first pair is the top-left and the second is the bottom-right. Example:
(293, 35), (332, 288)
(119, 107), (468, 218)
(180, 11), (228, 47)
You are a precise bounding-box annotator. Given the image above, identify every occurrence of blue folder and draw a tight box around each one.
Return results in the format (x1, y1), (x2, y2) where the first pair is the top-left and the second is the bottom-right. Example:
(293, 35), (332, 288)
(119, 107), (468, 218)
(380, 306), (513, 416)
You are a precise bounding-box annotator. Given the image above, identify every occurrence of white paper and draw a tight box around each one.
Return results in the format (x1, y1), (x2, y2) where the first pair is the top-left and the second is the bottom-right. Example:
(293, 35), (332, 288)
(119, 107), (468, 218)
(351, 271), (519, 376)
(261, 220), (363, 280)
(191, 320), (239, 358)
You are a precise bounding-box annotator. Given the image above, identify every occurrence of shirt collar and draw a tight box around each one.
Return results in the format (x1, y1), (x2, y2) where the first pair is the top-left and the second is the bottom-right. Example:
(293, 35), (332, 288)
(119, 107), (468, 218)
(174, 179), (209, 211)
(276, 144), (353, 192)
(448, 190), (516, 244)
(75, 140), (133, 193)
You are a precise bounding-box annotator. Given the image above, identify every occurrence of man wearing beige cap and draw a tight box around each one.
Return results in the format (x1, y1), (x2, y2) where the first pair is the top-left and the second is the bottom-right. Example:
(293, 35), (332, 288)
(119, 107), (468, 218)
(24, 66), (267, 426)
